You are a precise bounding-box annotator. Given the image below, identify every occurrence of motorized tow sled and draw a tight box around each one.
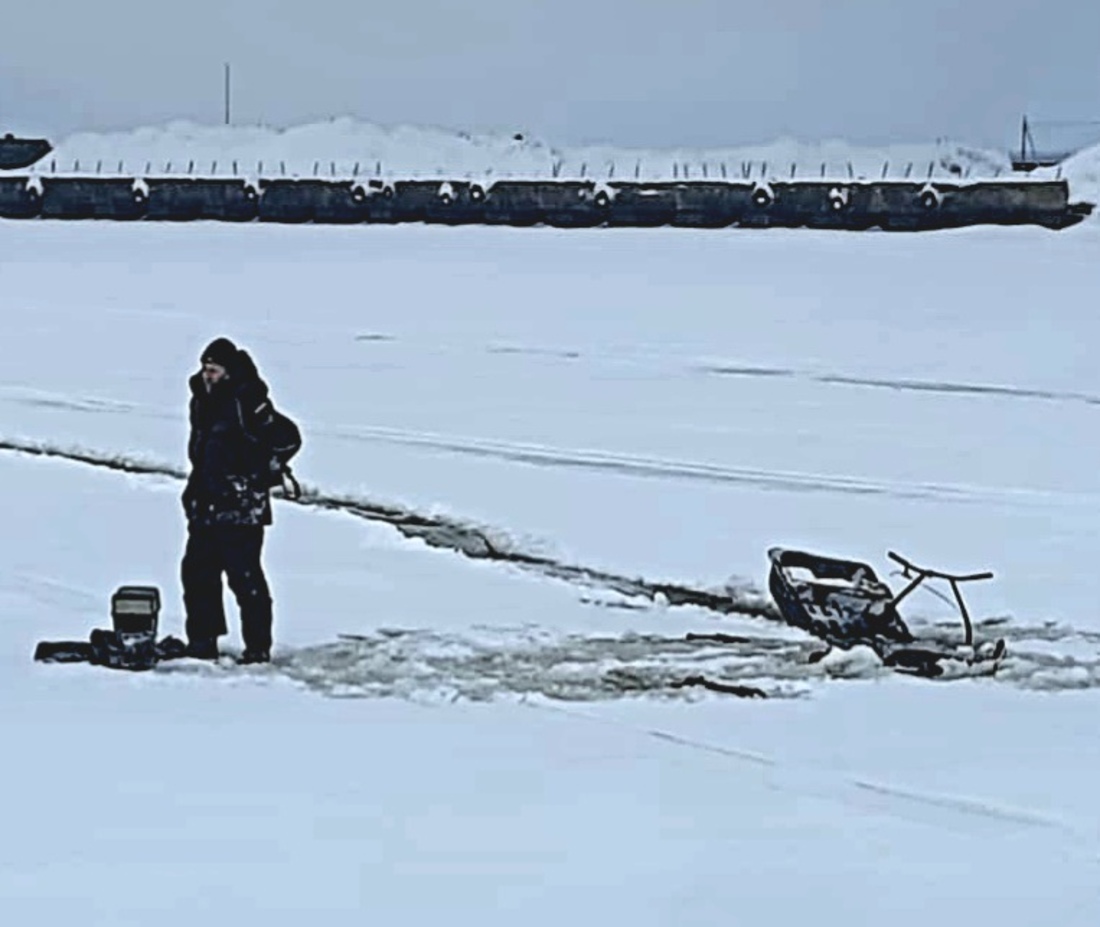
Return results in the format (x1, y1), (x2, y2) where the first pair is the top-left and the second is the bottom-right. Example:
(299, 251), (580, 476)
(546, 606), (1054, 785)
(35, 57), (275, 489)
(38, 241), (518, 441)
(767, 547), (1006, 678)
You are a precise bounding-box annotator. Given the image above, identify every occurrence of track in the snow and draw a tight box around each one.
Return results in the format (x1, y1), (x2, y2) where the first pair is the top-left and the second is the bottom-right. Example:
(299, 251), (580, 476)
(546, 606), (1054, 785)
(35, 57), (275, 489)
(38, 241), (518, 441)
(3, 383), (1092, 509)
(323, 423), (1073, 507)
(697, 364), (1100, 407)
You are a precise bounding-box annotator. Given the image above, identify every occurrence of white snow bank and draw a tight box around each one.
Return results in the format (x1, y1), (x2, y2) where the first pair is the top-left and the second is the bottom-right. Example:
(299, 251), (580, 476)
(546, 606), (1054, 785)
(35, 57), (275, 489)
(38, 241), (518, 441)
(1038, 141), (1100, 206)
(29, 115), (1013, 182)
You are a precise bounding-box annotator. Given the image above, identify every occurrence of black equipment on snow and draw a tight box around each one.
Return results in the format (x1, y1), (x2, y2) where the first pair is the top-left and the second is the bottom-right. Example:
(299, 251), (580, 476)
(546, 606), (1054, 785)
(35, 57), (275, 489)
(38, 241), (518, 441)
(34, 584), (187, 672)
(103, 586), (161, 669)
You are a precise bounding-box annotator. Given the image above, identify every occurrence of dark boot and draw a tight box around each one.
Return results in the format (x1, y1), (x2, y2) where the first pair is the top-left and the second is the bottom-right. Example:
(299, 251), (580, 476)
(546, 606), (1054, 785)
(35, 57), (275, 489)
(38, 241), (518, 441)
(236, 649), (270, 665)
(185, 637), (219, 660)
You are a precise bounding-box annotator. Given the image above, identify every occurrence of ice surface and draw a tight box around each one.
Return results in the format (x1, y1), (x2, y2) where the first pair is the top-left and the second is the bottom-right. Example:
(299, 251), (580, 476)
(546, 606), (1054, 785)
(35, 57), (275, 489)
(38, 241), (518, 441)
(3, 218), (1100, 923)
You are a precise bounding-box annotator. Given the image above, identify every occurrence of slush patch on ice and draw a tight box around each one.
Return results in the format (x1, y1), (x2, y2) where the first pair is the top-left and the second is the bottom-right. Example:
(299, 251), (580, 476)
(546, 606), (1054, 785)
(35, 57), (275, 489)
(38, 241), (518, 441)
(163, 617), (1100, 699)
(157, 627), (828, 702)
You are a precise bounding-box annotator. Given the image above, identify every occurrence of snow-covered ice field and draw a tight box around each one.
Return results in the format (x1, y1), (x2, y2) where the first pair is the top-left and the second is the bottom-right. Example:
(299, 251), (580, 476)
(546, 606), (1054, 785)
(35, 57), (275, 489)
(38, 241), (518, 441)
(4, 215), (1100, 923)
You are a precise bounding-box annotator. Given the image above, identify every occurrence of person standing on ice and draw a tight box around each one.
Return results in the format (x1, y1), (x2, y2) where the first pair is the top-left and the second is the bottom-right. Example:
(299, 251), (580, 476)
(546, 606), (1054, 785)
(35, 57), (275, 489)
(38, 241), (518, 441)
(180, 337), (300, 664)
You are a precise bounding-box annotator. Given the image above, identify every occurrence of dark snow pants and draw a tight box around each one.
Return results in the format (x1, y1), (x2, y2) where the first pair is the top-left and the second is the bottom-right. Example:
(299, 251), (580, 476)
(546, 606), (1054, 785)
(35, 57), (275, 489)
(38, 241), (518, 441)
(181, 524), (273, 652)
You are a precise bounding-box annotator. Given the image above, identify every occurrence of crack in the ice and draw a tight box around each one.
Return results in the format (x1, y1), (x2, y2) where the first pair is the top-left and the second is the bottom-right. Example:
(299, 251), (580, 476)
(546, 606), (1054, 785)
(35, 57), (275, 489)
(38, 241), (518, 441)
(0, 436), (776, 623)
(527, 701), (1088, 843)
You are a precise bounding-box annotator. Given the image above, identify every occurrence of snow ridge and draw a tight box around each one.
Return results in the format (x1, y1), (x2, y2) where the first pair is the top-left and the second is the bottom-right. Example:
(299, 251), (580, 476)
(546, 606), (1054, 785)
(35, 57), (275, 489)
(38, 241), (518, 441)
(32, 117), (1014, 183)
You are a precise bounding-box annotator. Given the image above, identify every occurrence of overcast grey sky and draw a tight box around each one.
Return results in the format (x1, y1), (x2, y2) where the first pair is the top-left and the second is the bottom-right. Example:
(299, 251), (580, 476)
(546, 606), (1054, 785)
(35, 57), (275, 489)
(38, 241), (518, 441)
(2, 0), (1098, 153)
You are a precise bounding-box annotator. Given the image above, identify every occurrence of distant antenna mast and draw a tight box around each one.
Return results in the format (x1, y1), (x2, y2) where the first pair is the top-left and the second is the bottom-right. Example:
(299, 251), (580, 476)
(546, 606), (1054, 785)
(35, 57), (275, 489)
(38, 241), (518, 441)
(224, 62), (231, 126)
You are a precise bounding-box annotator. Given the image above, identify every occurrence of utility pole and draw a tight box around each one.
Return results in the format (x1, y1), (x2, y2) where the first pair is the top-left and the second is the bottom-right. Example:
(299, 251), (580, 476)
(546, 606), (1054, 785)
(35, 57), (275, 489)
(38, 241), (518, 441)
(224, 63), (231, 126)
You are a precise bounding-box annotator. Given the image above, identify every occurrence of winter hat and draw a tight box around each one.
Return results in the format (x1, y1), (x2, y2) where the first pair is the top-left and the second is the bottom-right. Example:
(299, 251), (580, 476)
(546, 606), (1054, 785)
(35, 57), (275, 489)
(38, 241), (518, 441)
(200, 337), (238, 369)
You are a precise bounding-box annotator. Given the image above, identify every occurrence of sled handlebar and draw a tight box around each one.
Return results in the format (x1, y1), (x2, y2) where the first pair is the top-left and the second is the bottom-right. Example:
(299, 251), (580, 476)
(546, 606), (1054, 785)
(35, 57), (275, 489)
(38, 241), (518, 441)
(887, 550), (993, 650)
(887, 550), (993, 583)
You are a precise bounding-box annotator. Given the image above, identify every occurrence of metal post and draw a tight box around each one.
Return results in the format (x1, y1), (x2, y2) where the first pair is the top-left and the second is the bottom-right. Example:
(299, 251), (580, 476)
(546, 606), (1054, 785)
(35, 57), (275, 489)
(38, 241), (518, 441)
(224, 63), (231, 126)
(950, 580), (974, 647)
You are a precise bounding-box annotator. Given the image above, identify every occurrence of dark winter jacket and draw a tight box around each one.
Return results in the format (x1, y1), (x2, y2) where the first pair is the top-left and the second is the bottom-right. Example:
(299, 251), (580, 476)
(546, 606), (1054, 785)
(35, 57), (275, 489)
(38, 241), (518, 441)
(182, 350), (291, 527)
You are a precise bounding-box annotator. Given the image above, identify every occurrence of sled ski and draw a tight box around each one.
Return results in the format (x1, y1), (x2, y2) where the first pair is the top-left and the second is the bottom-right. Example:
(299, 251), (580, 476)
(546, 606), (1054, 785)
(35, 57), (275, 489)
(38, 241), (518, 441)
(767, 547), (1006, 679)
